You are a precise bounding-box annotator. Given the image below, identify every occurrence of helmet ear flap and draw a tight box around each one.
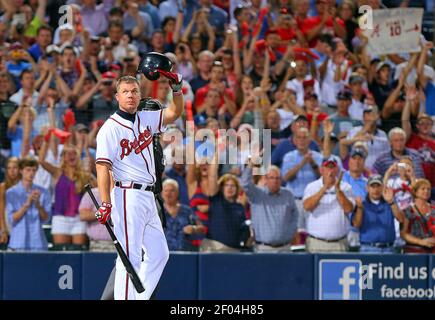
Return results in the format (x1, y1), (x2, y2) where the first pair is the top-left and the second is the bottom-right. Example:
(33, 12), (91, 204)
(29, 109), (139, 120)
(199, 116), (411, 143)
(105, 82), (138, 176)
(138, 52), (173, 81)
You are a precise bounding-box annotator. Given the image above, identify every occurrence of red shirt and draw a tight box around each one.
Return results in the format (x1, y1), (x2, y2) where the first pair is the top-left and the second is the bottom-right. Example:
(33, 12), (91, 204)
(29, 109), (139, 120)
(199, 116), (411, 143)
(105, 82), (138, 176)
(306, 112), (328, 128)
(277, 27), (297, 54)
(194, 84), (235, 111)
(406, 133), (435, 186)
(301, 16), (345, 47)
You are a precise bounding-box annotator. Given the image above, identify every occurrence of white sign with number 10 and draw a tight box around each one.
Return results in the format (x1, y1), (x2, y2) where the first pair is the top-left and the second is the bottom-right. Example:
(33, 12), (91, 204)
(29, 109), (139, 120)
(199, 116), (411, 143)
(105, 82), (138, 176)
(362, 8), (424, 55)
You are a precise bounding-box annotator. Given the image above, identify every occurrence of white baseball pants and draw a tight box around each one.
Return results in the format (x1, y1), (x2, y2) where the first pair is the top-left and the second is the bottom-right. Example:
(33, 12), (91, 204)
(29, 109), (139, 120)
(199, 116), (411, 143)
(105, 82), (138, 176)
(111, 186), (169, 300)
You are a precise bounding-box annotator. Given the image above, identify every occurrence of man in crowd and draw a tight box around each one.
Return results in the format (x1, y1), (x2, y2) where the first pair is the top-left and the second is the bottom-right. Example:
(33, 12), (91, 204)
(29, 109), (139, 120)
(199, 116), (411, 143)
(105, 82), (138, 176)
(241, 161), (299, 252)
(303, 156), (355, 253)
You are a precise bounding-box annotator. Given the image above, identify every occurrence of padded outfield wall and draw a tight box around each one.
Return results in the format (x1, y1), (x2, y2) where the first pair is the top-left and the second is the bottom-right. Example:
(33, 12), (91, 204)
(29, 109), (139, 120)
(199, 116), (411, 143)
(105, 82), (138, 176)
(1, 252), (435, 300)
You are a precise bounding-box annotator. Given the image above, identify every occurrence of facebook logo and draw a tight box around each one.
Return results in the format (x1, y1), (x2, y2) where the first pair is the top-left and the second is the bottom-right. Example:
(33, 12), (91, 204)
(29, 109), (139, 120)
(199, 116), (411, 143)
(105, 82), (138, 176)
(319, 260), (362, 300)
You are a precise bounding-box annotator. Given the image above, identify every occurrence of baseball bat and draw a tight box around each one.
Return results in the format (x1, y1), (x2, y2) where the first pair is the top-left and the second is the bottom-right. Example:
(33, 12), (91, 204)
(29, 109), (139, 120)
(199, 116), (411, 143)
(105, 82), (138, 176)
(84, 184), (145, 294)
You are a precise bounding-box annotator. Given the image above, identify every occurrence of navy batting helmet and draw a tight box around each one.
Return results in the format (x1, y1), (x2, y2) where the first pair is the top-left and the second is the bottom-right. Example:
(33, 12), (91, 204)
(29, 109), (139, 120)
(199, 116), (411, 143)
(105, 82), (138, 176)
(138, 52), (173, 81)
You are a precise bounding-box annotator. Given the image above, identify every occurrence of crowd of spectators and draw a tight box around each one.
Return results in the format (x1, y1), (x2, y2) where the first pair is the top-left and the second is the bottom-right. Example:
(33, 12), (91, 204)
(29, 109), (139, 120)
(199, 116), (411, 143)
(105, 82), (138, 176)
(0, 0), (434, 254)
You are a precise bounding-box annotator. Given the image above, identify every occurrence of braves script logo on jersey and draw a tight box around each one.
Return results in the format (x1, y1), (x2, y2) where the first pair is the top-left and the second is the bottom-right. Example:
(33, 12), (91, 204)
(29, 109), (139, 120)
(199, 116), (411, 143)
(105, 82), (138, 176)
(120, 127), (153, 160)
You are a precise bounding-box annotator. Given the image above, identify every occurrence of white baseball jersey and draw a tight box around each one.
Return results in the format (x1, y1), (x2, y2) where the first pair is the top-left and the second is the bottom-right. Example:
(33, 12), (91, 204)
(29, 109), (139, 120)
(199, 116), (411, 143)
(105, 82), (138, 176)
(96, 110), (166, 185)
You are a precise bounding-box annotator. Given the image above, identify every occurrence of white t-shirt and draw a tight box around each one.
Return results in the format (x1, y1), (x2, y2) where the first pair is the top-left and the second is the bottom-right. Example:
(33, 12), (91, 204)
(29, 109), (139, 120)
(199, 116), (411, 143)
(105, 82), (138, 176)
(303, 177), (355, 240)
(319, 59), (349, 106)
(276, 109), (295, 131)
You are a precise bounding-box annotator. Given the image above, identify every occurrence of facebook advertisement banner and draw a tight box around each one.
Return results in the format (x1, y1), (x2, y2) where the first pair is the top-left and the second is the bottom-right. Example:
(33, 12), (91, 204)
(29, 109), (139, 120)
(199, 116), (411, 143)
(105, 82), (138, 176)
(156, 252), (199, 300)
(316, 254), (431, 300)
(3, 252), (83, 300)
(198, 253), (314, 300)
(81, 252), (116, 300)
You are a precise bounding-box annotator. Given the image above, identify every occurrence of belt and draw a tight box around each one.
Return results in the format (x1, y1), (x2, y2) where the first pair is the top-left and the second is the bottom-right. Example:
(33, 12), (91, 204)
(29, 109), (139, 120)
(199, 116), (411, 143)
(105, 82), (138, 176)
(308, 235), (347, 243)
(115, 181), (155, 192)
(294, 197), (303, 200)
(255, 241), (289, 248)
(361, 242), (394, 248)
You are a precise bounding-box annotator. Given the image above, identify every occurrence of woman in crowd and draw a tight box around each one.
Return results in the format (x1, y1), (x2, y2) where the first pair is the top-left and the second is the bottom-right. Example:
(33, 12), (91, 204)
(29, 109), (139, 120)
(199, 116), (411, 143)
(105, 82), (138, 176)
(199, 140), (249, 252)
(38, 140), (93, 247)
(0, 157), (20, 244)
(401, 179), (435, 253)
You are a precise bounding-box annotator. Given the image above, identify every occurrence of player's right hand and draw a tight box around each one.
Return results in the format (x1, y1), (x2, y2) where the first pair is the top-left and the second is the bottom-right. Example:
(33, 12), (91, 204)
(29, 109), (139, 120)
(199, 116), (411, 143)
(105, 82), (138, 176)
(95, 202), (112, 225)
(157, 70), (183, 92)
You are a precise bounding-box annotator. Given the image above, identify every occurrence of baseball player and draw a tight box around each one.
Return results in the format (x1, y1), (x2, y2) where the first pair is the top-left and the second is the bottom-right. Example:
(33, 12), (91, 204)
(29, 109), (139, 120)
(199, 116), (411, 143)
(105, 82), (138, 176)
(95, 71), (183, 300)
(100, 99), (168, 301)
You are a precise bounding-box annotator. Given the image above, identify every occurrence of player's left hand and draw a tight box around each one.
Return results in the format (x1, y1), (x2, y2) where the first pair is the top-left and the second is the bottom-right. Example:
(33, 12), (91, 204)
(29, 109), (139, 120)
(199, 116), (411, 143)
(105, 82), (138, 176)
(95, 202), (112, 225)
(158, 70), (183, 93)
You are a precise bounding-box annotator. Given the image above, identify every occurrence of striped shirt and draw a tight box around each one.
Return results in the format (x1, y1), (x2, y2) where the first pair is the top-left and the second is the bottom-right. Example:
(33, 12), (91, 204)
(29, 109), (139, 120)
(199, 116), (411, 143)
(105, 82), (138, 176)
(241, 167), (299, 245)
(373, 149), (425, 178)
(6, 182), (51, 251)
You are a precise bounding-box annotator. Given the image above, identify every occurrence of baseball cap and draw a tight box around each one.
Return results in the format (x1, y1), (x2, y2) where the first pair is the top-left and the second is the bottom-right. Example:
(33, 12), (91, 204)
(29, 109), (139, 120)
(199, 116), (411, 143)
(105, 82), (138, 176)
(10, 42), (23, 50)
(303, 79), (315, 87)
(46, 44), (61, 55)
(304, 92), (318, 100)
(60, 44), (78, 56)
(349, 73), (364, 84)
(336, 89), (352, 100)
(102, 71), (117, 79)
(74, 123), (89, 133)
(108, 63), (122, 71)
(368, 174), (383, 186)
(370, 58), (381, 65)
(350, 145), (367, 159)
(322, 156), (338, 167)
(376, 61), (391, 73)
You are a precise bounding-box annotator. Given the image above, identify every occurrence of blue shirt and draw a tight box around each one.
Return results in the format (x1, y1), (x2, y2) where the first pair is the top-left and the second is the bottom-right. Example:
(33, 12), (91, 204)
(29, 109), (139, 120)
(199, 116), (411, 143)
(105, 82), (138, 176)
(356, 198), (396, 244)
(28, 43), (43, 62)
(165, 169), (189, 206)
(7, 126), (38, 158)
(164, 204), (194, 251)
(425, 82), (435, 116)
(207, 193), (247, 249)
(139, 2), (160, 29)
(281, 149), (323, 198)
(272, 137), (320, 168)
(342, 171), (368, 198)
(6, 182), (51, 251)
